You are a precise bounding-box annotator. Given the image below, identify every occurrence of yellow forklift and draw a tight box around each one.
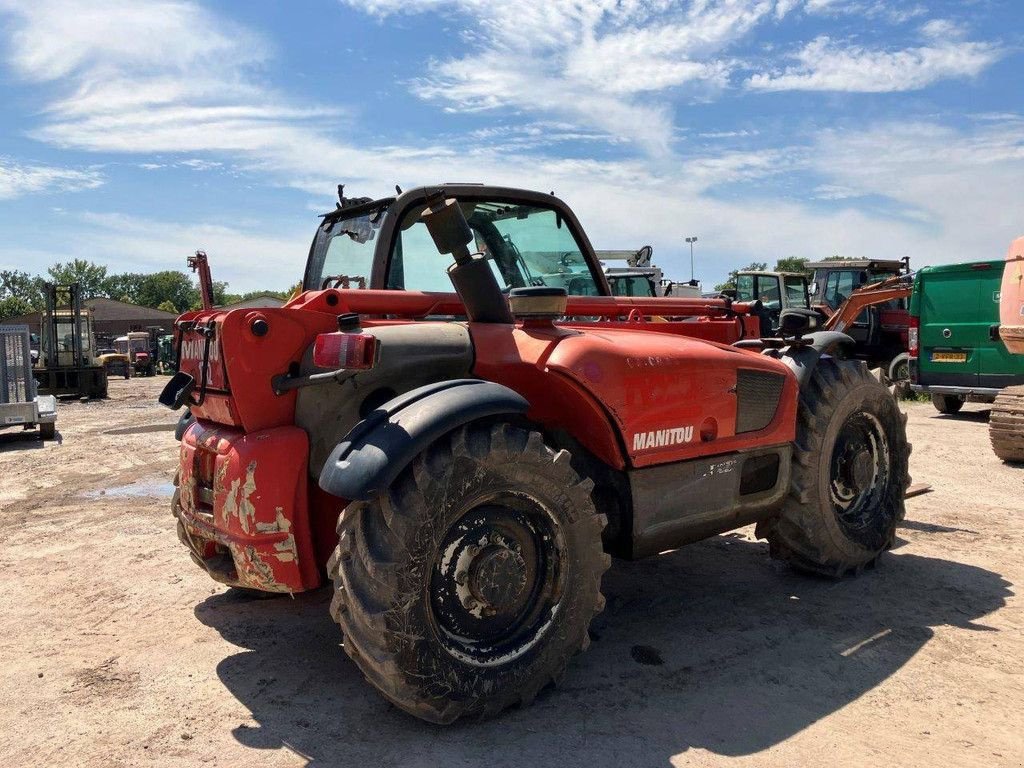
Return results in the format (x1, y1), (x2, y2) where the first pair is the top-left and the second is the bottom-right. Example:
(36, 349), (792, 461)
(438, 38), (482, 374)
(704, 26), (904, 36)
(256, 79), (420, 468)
(34, 284), (107, 399)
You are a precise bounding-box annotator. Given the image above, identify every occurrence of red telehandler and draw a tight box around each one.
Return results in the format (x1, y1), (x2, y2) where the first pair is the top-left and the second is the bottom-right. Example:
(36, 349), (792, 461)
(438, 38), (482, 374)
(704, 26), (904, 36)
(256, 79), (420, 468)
(162, 185), (910, 723)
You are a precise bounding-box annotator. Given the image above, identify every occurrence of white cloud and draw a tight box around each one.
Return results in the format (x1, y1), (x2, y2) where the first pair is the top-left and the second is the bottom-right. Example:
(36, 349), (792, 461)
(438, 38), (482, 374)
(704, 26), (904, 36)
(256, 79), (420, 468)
(804, 0), (927, 24)
(747, 33), (1002, 92)
(0, 0), (340, 160)
(352, 0), (792, 152)
(0, 157), (104, 199)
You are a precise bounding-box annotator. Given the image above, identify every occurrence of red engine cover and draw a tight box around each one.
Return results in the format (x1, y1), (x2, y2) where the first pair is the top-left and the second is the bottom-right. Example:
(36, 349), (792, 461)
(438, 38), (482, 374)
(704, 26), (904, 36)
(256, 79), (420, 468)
(471, 323), (797, 470)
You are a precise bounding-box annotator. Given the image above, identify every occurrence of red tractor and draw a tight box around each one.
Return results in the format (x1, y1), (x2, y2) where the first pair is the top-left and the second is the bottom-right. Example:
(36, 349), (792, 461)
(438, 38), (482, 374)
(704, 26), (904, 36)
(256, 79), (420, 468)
(163, 185), (910, 723)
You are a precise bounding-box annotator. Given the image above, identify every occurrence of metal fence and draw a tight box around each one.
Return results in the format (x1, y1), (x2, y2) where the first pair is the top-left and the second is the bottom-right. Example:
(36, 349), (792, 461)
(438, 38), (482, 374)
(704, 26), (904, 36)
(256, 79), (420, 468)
(0, 325), (35, 405)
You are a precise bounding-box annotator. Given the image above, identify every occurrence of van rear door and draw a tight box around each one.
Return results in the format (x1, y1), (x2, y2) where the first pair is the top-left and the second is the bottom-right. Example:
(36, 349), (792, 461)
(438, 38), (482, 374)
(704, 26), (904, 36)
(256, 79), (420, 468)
(917, 263), (987, 388)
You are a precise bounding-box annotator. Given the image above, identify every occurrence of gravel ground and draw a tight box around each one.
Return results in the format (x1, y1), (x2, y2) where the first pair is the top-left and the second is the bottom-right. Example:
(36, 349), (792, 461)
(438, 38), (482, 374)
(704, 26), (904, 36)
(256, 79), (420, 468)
(0, 377), (1021, 768)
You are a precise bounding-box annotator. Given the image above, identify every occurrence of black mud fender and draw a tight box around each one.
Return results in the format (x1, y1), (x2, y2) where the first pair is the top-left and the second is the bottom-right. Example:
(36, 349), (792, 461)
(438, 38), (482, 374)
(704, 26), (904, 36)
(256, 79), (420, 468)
(174, 409), (195, 441)
(318, 379), (530, 501)
(778, 331), (855, 389)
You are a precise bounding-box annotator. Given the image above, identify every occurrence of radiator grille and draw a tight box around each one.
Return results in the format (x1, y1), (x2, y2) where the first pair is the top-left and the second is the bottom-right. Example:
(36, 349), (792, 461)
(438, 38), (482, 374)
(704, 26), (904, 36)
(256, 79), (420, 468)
(735, 369), (785, 434)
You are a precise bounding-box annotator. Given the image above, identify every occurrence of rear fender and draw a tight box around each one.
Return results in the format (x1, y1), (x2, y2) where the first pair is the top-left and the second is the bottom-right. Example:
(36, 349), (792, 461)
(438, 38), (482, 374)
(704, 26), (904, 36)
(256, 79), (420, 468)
(318, 379), (529, 501)
(777, 331), (855, 389)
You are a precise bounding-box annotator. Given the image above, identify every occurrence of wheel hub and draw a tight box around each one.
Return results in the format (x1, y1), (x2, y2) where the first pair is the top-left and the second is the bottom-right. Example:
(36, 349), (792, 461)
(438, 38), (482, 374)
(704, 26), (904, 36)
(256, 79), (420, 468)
(468, 544), (528, 610)
(428, 498), (565, 666)
(850, 448), (874, 490)
(829, 411), (892, 539)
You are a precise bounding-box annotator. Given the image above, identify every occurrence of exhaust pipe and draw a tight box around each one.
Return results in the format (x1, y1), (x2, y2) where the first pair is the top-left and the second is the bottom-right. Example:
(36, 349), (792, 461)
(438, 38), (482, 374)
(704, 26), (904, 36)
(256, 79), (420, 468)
(421, 195), (513, 324)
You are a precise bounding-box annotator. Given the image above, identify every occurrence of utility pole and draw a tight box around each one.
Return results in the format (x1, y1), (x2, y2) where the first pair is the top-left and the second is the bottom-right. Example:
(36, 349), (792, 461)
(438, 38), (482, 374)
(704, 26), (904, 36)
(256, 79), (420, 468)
(685, 236), (698, 282)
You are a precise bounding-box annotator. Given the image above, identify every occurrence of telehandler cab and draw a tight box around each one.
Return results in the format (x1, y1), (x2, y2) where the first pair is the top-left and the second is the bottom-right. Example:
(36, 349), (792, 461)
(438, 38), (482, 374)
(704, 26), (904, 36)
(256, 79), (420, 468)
(163, 185), (910, 723)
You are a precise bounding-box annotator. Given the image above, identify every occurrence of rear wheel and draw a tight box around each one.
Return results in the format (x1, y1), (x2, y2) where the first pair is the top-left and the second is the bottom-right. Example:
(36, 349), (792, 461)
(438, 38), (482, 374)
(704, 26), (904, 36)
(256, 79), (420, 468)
(328, 422), (609, 723)
(759, 358), (910, 576)
(931, 393), (964, 414)
(886, 353), (911, 400)
(990, 386), (1024, 463)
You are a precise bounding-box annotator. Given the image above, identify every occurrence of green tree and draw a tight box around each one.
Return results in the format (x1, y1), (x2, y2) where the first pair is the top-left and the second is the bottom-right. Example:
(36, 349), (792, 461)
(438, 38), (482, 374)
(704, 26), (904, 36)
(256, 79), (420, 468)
(157, 300), (178, 314)
(715, 261), (768, 292)
(0, 270), (46, 313)
(103, 272), (147, 304)
(0, 296), (34, 319)
(47, 259), (109, 297)
(773, 256), (811, 277)
(137, 271), (198, 313)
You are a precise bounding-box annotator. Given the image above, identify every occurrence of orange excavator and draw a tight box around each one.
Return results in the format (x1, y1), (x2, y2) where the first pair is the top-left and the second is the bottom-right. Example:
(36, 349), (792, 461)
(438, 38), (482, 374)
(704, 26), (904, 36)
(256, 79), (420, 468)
(993, 237), (1024, 461)
(821, 271), (915, 394)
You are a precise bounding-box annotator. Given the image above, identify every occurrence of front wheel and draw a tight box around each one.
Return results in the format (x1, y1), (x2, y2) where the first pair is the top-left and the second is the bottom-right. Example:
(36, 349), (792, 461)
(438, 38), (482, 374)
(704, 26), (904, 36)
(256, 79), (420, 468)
(931, 393), (963, 414)
(759, 358), (911, 576)
(328, 422), (609, 723)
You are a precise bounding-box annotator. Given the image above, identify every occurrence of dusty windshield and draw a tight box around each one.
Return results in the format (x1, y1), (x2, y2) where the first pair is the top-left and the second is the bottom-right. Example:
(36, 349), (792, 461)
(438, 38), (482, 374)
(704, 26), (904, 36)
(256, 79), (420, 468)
(388, 201), (599, 294)
(309, 204), (388, 290)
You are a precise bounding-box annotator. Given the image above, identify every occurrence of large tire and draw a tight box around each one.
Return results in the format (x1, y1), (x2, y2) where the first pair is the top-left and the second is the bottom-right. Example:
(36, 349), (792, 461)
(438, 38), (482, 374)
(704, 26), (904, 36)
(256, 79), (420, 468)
(328, 422), (609, 724)
(990, 386), (1024, 463)
(759, 359), (910, 576)
(931, 393), (964, 414)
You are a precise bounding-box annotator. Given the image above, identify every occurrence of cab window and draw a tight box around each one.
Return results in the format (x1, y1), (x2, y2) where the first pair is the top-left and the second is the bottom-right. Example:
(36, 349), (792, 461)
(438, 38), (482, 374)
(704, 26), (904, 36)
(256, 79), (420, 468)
(387, 200), (600, 295)
(824, 271), (857, 310)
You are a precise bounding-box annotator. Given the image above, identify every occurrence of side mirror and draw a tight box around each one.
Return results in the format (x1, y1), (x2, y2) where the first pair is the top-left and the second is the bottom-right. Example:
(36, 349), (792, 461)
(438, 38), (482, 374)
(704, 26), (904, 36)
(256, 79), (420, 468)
(779, 308), (821, 338)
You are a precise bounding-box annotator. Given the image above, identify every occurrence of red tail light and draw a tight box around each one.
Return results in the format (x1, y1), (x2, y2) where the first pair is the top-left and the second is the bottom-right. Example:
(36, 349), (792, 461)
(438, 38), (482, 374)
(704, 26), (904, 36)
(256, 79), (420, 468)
(313, 332), (378, 370)
(908, 316), (919, 358)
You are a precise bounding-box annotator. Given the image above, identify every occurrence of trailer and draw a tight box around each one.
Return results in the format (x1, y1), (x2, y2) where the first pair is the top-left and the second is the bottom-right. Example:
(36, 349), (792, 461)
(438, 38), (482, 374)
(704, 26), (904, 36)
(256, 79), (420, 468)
(1, 324), (57, 440)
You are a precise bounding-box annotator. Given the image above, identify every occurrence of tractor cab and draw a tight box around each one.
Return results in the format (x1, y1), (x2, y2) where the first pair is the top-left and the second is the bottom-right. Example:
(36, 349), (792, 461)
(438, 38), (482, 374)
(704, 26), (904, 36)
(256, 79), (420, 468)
(733, 271), (810, 334)
(807, 259), (907, 314)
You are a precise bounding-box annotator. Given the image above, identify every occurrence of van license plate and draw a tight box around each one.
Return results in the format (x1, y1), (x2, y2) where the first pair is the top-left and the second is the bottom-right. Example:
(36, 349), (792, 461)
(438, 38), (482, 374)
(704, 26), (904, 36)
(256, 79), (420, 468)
(932, 352), (967, 363)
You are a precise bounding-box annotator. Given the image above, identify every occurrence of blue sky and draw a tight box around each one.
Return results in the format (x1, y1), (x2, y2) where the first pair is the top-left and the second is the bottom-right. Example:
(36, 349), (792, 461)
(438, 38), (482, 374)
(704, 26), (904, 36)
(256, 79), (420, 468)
(0, 0), (1022, 292)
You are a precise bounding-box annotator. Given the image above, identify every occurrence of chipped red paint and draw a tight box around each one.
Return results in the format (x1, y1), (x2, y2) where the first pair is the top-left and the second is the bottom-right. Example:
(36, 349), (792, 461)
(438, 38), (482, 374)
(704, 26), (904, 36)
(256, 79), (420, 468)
(176, 420), (319, 592)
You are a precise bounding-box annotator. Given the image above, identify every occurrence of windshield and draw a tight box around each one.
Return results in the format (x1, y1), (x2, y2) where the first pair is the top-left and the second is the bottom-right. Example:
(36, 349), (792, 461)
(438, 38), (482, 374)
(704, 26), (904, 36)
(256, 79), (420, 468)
(783, 275), (809, 308)
(309, 205), (387, 290)
(307, 198), (602, 296)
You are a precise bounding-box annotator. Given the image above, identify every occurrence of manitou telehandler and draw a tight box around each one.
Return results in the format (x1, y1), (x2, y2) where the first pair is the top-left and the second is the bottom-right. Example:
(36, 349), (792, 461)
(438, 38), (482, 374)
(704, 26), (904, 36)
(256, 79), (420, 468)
(163, 185), (910, 724)
(992, 236), (1024, 461)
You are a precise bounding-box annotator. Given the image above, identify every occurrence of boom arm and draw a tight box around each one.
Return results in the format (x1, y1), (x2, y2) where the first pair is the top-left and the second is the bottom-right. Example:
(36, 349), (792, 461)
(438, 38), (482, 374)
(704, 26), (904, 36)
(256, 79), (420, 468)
(823, 274), (913, 333)
(188, 250), (215, 311)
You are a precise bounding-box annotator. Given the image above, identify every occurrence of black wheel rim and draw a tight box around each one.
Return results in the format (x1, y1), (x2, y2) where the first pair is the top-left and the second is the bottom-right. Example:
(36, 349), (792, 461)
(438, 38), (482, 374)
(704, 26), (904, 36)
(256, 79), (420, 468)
(429, 493), (566, 666)
(830, 411), (892, 543)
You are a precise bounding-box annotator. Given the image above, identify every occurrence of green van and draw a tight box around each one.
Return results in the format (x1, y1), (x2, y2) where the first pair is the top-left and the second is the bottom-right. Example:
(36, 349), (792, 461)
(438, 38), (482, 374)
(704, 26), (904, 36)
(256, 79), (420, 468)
(909, 259), (1024, 413)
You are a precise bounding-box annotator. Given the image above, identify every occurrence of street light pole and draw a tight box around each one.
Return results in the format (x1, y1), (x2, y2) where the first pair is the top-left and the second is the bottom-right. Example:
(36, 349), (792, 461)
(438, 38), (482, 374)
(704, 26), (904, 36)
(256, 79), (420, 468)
(685, 236), (698, 282)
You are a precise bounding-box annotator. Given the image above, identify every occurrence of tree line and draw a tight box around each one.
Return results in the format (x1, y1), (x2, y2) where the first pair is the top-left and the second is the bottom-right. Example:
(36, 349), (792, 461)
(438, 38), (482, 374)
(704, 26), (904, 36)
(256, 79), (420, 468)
(0, 259), (298, 319)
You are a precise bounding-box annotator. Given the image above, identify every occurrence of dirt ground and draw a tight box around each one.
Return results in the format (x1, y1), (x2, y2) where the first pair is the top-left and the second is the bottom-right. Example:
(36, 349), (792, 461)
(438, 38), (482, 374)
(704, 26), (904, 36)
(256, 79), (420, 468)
(0, 377), (1021, 768)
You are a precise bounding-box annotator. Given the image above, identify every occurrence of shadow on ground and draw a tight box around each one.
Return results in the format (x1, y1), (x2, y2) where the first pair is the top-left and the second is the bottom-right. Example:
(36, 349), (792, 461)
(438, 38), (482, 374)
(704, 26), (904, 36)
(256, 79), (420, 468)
(195, 536), (1010, 767)
(0, 429), (51, 451)
(932, 409), (991, 423)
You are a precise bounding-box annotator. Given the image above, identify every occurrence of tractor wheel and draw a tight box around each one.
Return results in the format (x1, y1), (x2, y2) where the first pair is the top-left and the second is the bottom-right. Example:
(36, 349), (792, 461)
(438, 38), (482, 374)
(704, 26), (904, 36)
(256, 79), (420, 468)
(328, 422), (609, 724)
(39, 422), (55, 441)
(931, 393), (964, 414)
(990, 386), (1024, 463)
(759, 358), (910, 577)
